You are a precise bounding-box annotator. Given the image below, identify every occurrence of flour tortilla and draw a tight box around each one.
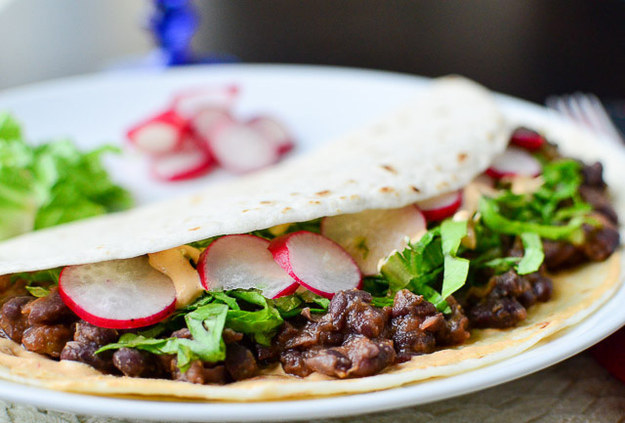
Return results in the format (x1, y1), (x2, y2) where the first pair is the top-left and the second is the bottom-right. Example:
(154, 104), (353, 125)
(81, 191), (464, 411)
(0, 76), (622, 401)
(0, 76), (507, 275)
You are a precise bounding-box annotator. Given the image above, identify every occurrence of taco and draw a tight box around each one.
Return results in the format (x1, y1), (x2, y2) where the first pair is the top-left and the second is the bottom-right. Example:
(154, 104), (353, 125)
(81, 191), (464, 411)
(0, 77), (620, 401)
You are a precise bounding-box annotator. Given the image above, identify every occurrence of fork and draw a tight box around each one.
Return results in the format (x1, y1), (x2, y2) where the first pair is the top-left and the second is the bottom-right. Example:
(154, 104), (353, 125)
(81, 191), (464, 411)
(545, 93), (625, 145)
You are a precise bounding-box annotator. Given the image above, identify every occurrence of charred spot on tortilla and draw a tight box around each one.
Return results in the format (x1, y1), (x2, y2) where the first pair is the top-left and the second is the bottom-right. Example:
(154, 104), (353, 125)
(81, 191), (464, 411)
(315, 190), (331, 197)
(188, 227), (201, 232)
(260, 201), (274, 205)
(457, 153), (468, 163)
(380, 187), (394, 193)
(282, 207), (292, 213)
(411, 186), (421, 193)
(380, 165), (398, 174)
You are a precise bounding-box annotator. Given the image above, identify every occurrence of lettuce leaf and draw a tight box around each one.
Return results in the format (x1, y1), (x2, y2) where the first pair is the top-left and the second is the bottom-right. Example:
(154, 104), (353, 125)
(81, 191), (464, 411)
(0, 113), (132, 240)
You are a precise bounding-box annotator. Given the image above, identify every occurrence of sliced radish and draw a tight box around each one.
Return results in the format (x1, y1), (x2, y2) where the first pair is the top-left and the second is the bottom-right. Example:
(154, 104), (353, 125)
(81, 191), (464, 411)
(172, 85), (239, 119)
(486, 146), (543, 179)
(127, 110), (188, 155)
(191, 107), (234, 139)
(207, 120), (280, 173)
(248, 116), (295, 155)
(417, 191), (463, 221)
(198, 234), (298, 299)
(59, 256), (176, 329)
(510, 127), (545, 151)
(268, 231), (362, 299)
(321, 206), (426, 276)
(150, 145), (215, 182)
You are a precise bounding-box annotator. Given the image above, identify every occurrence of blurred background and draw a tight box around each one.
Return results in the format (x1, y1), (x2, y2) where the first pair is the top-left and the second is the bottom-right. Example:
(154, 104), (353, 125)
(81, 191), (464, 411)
(1, 0), (624, 103)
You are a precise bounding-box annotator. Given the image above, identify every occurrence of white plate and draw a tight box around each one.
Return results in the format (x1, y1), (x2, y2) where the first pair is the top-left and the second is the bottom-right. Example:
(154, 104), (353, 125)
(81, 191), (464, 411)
(0, 64), (623, 422)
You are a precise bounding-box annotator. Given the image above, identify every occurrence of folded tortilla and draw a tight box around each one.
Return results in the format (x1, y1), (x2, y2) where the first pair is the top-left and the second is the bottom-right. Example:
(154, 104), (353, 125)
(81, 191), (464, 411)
(0, 76), (507, 275)
(0, 76), (621, 401)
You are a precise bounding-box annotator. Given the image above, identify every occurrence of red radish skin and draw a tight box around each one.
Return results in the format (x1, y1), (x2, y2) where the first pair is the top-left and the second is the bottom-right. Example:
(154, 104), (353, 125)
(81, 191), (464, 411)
(269, 231), (363, 299)
(486, 146), (543, 179)
(150, 147), (215, 182)
(198, 234), (298, 299)
(417, 191), (463, 221)
(321, 206), (427, 276)
(248, 116), (295, 155)
(127, 110), (189, 155)
(510, 127), (546, 151)
(58, 257), (177, 329)
(207, 120), (280, 173)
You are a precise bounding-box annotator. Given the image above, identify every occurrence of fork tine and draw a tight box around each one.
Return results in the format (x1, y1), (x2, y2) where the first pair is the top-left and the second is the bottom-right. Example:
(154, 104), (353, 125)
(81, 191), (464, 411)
(566, 94), (594, 129)
(574, 93), (607, 136)
(545, 93), (625, 145)
(546, 96), (575, 121)
(585, 93), (625, 143)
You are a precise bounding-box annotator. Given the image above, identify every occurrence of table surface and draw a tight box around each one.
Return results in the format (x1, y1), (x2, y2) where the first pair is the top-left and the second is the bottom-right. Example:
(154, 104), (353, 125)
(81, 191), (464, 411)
(2, 352), (623, 423)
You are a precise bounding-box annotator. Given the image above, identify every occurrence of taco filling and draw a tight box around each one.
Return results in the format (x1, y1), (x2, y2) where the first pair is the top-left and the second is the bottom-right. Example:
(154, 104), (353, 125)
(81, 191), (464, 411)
(0, 127), (619, 385)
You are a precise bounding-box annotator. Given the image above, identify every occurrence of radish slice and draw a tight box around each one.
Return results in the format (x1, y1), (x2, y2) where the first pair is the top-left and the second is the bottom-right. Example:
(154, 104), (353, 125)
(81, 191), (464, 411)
(198, 235), (298, 298)
(486, 146), (542, 179)
(172, 85), (239, 119)
(150, 146), (215, 182)
(510, 127), (545, 151)
(207, 121), (280, 173)
(191, 107), (234, 139)
(127, 110), (188, 154)
(248, 116), (294, 155)
(417, 191), (463, 221)
(59, 257), (176, 329)
(268, 231), (362, 298)
(321, 206), (427, 275)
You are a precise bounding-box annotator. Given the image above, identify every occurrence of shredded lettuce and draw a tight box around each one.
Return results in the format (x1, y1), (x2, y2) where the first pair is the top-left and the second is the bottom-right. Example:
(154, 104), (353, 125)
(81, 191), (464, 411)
(97, 303), (228, 372)
(479, 197), (585, 243)
(10, 268), (63, 298)
(440, 220), (470, 300)
(273, 290), (330, 318)
(0, 113), (133, 240)
(97, 289), (284, 370)
(517, 232), (544, 275)
(379, 224), (462, 313)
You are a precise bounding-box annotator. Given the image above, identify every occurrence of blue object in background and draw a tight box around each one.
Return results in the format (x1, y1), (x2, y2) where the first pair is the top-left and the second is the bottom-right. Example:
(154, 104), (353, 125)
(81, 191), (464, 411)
(150, 0), (238, 66)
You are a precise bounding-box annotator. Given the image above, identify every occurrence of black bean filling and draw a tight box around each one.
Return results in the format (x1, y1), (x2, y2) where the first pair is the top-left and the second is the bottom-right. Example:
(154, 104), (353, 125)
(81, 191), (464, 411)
(0, 163), (619, 384)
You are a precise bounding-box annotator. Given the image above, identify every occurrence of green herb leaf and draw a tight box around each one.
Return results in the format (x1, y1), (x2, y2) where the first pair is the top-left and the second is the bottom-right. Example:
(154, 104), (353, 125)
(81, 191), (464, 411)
(24, 285), (51, 298)
(517, 232), (545, 275)
(479, 197), (584, 242)
(441, 255), (470, 299)
(96, 303), (228, 373)
(380, 228), (443, 292)
(10, 268), (62, 285)
(440, 220), (470, 300)
(224, 290), (284, 345)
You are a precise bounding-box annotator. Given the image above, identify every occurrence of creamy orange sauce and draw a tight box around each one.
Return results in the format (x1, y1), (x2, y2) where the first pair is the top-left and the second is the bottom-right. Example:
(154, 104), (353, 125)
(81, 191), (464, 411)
(148, 246), (203, 308)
